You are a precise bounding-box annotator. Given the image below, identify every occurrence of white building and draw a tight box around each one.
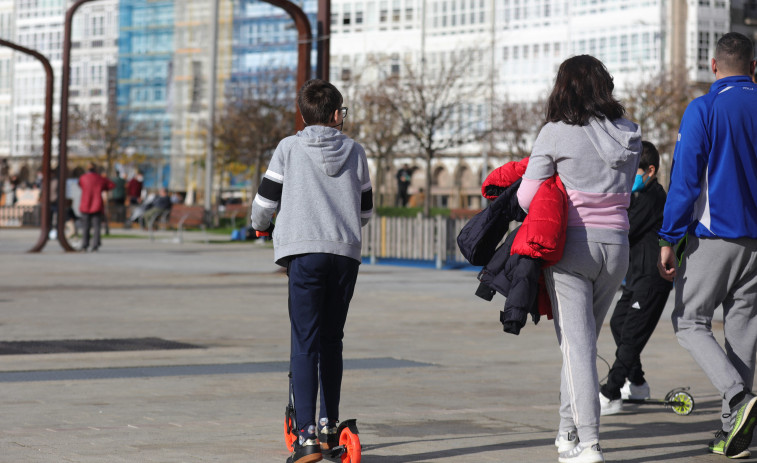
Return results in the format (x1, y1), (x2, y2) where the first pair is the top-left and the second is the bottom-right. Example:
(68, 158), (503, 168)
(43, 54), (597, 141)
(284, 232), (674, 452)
(1, 0), (119, 180)
(331, 0), (729, 99)
(0, 0), (14, 160)
(69, 0), (119, 116)
(329, 0), (732, 207)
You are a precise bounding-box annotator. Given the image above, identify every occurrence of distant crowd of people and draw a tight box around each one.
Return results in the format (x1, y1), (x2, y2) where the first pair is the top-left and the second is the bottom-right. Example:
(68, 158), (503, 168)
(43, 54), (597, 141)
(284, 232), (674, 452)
(0, 159), (188, 251)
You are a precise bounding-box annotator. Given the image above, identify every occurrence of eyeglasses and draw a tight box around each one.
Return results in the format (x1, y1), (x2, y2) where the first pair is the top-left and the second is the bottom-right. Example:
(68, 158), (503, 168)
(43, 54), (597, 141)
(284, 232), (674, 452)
(339, 107), (348, 119)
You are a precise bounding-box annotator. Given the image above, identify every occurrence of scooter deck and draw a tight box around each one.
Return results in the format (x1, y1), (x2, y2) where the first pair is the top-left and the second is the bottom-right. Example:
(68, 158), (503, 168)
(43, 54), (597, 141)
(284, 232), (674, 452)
(623, 387), (695, 416)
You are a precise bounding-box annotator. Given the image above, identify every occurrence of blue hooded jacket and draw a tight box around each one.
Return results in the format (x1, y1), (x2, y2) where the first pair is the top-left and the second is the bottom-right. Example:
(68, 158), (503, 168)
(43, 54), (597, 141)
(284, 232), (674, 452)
(660, 75), (757, 244)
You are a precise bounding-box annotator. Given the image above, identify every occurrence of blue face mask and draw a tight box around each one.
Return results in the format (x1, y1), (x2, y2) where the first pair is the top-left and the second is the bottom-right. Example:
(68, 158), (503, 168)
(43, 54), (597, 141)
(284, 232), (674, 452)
(632, 174), (645, 192)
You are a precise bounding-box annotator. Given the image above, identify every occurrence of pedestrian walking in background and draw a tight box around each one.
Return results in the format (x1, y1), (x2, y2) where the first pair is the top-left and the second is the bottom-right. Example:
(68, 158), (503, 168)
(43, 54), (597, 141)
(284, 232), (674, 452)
(78, 162), (114, 252)
(659, 32), (757, 459)
(251, 79), (373, 463)
(110, 170), (127, 223)
(127, 171), (143, 206)
(517, 55), (641, 463)
(0, 158), (8, 205)
(396, 163), (412, 207)
(599, 141), (672, 416)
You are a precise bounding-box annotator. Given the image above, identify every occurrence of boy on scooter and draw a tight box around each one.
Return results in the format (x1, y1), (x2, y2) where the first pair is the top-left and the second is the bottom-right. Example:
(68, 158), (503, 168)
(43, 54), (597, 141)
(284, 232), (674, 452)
(251, 79), (373, 463)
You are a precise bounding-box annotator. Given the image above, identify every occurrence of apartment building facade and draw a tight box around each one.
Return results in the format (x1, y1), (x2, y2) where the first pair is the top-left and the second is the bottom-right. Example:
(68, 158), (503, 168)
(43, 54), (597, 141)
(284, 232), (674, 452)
(326, 0), (731, 207)
(1, 0), (753, 206)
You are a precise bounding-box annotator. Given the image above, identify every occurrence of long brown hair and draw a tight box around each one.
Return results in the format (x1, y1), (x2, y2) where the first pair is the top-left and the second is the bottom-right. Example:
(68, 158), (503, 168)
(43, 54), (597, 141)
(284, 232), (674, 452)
(546, 55), (625, 126)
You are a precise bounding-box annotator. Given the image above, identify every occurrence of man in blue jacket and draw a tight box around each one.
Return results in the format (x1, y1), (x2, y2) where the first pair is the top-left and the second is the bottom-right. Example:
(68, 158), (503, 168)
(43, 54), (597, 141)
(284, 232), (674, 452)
(658, 32), (757, 459)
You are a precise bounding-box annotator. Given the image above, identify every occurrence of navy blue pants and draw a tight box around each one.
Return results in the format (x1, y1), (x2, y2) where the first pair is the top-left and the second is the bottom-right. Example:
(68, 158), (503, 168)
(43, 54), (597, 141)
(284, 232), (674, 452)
(288, 253), (360, 434)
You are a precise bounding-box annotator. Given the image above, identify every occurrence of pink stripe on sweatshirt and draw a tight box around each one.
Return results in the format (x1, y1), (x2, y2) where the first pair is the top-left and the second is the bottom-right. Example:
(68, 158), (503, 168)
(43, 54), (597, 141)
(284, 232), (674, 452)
(518, 177), (630, 230)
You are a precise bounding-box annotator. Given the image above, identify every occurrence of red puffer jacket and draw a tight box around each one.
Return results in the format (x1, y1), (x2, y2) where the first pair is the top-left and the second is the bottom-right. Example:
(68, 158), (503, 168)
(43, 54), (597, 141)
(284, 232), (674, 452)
(482, 157), (568, 267)
(482, 158), (568, 320)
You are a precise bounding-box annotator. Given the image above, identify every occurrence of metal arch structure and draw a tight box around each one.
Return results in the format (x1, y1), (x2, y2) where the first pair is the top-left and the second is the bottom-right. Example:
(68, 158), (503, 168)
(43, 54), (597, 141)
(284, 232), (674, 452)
(56, 0), (312, 238)
(0, 39), (58, 252)
(259, 0), (313, 131)
(57, 0), (103, 252)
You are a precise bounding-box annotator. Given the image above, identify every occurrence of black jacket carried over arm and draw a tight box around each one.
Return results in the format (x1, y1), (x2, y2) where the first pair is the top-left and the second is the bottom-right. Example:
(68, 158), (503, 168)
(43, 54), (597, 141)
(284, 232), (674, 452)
(456, 179), (525, 266)
(476, 224), (543, 335)
(459, 180), (542, 336)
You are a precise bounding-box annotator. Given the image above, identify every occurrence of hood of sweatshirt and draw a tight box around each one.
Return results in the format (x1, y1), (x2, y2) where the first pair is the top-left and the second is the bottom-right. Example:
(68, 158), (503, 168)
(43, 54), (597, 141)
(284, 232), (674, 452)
(582, 117), (642, 169)
(296, 125), (355, 177)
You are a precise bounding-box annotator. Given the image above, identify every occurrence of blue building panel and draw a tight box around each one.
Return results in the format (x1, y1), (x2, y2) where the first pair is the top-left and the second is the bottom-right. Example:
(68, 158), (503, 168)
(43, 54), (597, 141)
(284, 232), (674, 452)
(118, 0), (174, 188)
(229, 0), (318, 98)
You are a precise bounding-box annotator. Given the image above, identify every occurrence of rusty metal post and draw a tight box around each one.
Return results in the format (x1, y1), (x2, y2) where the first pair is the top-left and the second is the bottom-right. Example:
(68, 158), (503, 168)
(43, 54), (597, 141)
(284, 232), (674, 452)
(316, 0), (330, 81)
(260, 0), (312, 131)
(58, 0), (100, 251)
(0, 39), (55, 252)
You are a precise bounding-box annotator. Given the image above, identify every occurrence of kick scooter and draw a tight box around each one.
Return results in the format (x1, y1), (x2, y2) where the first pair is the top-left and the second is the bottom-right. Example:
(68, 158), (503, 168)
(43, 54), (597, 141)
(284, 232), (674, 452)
(624, 386), (695, 416)
(284, 374), (362, 462)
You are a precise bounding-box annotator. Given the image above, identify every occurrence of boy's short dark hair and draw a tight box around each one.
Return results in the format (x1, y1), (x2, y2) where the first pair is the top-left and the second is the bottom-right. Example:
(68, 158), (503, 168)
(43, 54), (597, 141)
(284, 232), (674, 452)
(639, 140), (660, 172)
(297, 79), (343, 126)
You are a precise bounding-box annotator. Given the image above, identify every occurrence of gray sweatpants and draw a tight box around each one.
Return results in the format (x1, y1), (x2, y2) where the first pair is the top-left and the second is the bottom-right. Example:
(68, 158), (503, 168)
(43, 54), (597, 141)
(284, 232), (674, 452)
(544, 230), (629, 445)
(671, 236), (757, 431)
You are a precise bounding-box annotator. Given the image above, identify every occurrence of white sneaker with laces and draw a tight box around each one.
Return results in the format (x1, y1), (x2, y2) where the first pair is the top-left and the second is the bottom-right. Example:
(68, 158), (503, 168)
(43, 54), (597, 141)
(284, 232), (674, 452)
(620, 380), (651, 400)
(558, 442), (605, 463)
(555, 430), (579, 452)
(599, 392), (622, 416)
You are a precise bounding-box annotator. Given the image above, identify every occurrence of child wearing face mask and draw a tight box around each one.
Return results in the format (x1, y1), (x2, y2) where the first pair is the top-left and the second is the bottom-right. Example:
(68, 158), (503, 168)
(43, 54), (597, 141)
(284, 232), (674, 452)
(599, 140), (673, 415)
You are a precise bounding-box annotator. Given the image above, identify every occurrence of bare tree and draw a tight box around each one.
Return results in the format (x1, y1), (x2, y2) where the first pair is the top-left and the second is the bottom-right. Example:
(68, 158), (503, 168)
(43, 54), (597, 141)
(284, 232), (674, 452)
(68, 107), (146, 176)
(494, 98), (545, 162)
(622, 71), (700, 185)
(214, 91), (295, 204)
(382, 48), (489, 216)
(348, 79), (408, 208)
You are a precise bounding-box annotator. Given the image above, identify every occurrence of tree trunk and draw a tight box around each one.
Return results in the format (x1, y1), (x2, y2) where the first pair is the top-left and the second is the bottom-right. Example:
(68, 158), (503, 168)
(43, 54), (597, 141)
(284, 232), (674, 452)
(374, 156), (384, 208)
(423, 153), (432, 217)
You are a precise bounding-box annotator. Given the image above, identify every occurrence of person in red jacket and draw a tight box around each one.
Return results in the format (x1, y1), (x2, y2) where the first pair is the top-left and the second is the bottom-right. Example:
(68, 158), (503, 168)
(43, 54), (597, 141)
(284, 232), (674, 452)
(78, 162), (115, 252)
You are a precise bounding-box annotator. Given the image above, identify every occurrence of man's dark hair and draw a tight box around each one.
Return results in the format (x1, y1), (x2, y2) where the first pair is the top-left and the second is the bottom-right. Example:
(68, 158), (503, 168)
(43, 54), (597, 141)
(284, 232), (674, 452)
(715, 32), (755, 76)
(546, 55), (625, 126)
(639, 140), (659, 172)
(297, 79), (343, 126)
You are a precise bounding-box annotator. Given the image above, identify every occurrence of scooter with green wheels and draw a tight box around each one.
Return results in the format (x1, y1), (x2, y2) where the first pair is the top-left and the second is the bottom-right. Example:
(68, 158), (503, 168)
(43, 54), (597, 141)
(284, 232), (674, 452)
(623, 386), (695, 416)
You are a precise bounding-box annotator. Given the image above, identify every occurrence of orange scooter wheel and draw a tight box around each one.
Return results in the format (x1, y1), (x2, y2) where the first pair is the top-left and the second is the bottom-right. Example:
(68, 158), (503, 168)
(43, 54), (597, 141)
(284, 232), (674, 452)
(284, 412), (297, 452)
(339, 427), (361, 463)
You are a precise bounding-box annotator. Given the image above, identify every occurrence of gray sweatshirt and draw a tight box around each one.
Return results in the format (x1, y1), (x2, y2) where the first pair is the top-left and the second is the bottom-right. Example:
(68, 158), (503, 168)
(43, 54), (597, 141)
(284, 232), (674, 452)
(250, 125), (373, 265)
(517, 117), (642, 243)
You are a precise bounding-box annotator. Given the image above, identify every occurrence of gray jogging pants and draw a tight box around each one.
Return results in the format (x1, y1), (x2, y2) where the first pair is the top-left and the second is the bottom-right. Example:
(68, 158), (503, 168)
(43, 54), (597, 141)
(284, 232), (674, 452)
(671, 236), (757, 431)
(544, 232), (629, 445)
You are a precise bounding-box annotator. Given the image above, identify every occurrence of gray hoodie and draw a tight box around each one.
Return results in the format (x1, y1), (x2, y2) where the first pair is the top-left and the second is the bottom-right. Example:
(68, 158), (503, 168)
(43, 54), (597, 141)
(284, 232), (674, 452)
(517, 117), (642, 243)
(250, 125), (373, 265)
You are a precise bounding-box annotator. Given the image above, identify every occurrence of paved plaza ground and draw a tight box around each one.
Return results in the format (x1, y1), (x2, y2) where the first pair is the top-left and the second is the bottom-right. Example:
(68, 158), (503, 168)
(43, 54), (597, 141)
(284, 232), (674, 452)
(0, 227), (744, 462)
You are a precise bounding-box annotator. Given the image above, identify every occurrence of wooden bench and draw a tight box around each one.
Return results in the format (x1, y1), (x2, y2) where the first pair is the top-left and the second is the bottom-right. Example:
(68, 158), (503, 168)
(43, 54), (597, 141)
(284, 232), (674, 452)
(218, 203), (250, 226)
(160, 205), (207, 243)
(168, 205), (206, 229)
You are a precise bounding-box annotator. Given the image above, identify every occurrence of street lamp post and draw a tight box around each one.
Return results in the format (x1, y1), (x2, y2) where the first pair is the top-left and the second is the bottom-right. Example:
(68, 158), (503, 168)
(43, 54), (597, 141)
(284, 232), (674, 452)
(205, 0), (221, 223)
(316, 0), (330, 81)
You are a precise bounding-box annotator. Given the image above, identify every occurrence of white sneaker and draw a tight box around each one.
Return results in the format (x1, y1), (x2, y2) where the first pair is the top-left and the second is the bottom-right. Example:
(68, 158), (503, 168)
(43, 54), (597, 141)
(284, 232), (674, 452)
(555, 430), (579, 452)
(599, 392), (622, 416)
(558, 442), (605, 463)
(620, 380), (651, 400)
